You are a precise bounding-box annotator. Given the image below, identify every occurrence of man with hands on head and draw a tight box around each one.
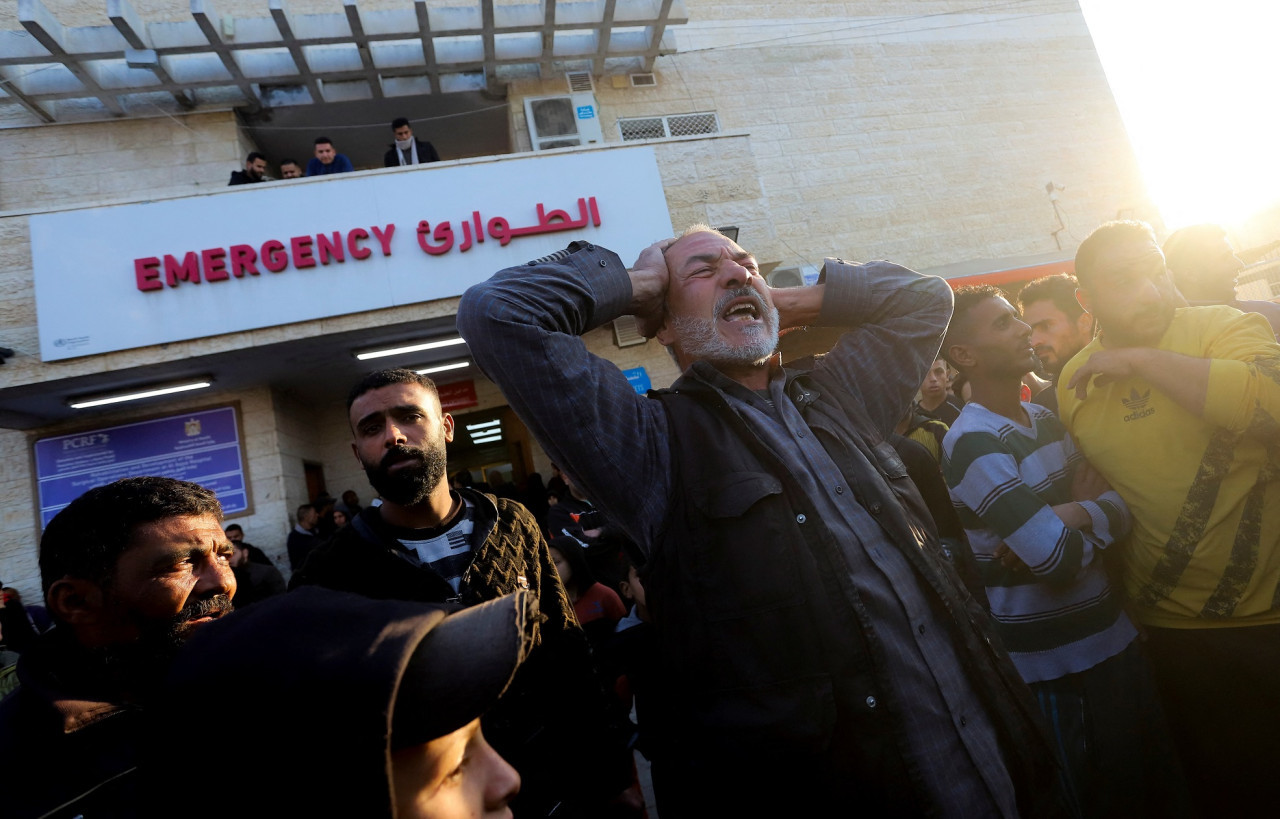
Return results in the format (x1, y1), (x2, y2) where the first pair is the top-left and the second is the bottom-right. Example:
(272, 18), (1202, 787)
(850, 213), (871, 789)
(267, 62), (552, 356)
(458, 228), (1065, 817)
(1058, 220), (1280, 817)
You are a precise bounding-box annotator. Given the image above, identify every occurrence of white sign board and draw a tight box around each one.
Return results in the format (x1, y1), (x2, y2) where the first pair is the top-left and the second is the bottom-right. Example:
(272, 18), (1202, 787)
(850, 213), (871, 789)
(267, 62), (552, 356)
(30, 146), (673, 361)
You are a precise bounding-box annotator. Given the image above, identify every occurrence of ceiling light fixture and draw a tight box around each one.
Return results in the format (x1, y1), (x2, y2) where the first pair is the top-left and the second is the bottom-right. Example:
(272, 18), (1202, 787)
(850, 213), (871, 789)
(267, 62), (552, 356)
(414, 361), (470, 376)
(471, 433), (503, 444)
(465, 420), (501, 431)
(68, 379), (213, 409)
(357, 336), (466, 361)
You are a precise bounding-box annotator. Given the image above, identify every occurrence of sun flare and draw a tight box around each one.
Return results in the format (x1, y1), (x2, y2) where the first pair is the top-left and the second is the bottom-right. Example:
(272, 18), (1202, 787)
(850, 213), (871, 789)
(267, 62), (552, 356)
(1079, 0), (1280, 231)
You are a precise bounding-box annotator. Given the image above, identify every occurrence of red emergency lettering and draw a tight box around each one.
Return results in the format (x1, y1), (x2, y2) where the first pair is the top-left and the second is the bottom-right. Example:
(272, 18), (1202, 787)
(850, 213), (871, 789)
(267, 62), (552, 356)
(316, 231), (345, 265)
(135, 257), (162, 292)
(262, 240), (288, 273)
(348, 227), (371, 260)
(371, 224), (395, 256)
(202, 247), (228, 282)
(229, 244), (259, 277)
(164, 252), (201, 287)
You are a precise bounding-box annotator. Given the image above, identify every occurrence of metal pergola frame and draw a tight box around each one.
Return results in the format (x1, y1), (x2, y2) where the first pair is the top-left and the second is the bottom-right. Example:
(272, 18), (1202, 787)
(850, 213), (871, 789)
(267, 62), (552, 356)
(0, 0), (687, 123)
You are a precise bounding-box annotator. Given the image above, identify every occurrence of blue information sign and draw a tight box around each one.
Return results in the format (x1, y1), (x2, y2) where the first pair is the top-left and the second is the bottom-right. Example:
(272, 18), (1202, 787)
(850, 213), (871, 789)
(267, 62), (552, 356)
(576, 105), (596, 119)
(35, 406), (249, 527)
(622, 366), (652, 395)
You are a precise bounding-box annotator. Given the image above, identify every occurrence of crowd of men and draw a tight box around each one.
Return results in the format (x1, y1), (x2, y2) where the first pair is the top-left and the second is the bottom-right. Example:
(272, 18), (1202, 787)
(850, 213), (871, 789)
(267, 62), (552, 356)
(226, 117), (441, 185)
(0, 216), (1277, 818)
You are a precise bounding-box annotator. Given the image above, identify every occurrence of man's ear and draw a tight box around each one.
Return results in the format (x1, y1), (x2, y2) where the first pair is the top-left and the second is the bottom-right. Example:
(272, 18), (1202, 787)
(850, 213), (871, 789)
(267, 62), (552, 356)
(1075, 287), (1091, 315)
(654, 313), (675, 348)
(350, 441), (363, 468)
(441, 412), (455, 444)
(47, 576), (106, 626)
(945, 344), (975, 370)
(1075, 308), (1096, 339)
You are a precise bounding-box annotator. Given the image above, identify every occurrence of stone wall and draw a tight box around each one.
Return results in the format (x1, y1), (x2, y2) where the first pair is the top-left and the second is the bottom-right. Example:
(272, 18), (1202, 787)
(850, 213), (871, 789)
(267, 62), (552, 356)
(0, 111), (249, 212)
(511, 0), (1154, 269)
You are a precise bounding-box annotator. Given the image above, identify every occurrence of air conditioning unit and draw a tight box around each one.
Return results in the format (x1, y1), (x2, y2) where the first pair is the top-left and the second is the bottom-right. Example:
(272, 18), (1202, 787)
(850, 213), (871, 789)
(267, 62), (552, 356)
(612, 316), (646, 347)
(525, 92), (605, 151)
(767, 267), (806, 288)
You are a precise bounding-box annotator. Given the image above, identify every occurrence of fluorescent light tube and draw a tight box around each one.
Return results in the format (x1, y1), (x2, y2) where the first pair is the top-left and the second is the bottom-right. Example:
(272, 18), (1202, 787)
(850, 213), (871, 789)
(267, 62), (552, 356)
(69, 380), (212, 409)
(415, 361), (470, 376)
(357, 337), (466, 361)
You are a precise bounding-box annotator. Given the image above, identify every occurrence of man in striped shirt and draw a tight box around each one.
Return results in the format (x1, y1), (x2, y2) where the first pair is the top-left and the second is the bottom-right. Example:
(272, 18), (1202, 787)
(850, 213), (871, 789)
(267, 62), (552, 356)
(942, 285), (1185, 817)
(1060, 220), (1280, 816)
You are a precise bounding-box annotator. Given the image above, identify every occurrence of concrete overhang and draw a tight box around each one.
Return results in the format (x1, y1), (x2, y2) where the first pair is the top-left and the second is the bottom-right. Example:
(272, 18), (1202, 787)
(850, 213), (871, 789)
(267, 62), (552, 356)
(0, 313), (470, 430)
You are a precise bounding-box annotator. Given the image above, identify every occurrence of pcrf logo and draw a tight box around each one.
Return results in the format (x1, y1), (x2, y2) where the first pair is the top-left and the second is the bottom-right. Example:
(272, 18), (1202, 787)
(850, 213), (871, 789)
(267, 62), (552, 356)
(62, 433), (109, 450)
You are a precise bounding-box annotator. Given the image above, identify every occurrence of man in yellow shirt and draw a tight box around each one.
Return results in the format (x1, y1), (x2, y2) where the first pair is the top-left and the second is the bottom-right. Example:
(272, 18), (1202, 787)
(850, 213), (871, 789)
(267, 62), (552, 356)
(1058, 220), (1280, 817)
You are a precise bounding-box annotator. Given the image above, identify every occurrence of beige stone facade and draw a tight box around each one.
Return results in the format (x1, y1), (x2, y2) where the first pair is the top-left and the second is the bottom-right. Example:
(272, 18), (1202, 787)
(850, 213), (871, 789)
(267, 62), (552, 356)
(0, 0), (1151, 600)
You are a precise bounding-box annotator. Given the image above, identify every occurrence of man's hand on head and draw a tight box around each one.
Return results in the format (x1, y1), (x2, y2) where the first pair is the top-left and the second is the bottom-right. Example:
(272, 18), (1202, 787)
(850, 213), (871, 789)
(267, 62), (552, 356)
(628, 239), (674, 337)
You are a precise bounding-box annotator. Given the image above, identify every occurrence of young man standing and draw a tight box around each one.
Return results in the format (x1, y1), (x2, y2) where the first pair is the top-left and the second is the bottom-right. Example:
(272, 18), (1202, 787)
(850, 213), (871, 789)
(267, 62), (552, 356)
(1016, 273), (1095, 413)
(384, 117), (442, 167)
(918, 357), (962, 425)
(292, 368), (630, 817)
(941, 285), (1184, 817)
(305, 136), (354, 176)
(1061, 220), (1280, 815)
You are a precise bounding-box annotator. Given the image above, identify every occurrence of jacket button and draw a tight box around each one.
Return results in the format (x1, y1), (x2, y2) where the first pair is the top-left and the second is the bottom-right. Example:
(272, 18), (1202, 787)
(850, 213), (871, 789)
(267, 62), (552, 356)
(598, 259), (607, 267)
(865, 696), (877, 708)
(835, 486), (844, 494)
(796, 514), (807, 524)
(870, 501), (883, 515)
(960, 716), (968, 727)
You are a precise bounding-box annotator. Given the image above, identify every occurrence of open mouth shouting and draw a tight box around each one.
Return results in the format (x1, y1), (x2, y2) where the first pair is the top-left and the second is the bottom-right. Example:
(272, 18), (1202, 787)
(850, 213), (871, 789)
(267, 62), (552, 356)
(716, 289), (769, 326)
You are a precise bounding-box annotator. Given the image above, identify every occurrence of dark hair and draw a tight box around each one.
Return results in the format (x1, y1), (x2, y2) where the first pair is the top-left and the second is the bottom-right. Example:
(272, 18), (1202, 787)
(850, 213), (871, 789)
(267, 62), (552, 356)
(224, 523), (243, 534)
(296, 504), (316, 520)
(548, 536), (594, 592)
(1017, 273), (1082, 320)
(314, 136), (334, 146)
(1074, 220), (1158, 288)
(40, 477), (222, 596)
(246, 151), (266, 164)
(280, 158), (300, 167)
(941, 284), (1009, 369)
(392, 117), (411, 130)
(1162, 223), (1228, 284)
(346, 368), (439, 411)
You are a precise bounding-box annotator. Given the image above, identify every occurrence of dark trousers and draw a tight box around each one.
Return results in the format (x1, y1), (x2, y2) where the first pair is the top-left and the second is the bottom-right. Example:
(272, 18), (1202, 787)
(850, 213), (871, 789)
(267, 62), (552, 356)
(1144, 623), (1280, 818)
(1029, 639), (1189, 819)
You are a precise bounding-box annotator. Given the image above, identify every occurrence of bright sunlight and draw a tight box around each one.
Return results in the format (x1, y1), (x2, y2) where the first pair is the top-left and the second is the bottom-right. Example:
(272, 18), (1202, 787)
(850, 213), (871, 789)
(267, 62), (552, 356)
(1078, 0), (1280, 231)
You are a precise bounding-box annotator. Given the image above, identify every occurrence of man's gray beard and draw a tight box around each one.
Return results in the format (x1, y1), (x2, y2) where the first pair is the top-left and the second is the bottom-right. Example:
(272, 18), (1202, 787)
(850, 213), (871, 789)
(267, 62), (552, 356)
(364, 440), (448, 507)
(671, 288), (780, 367)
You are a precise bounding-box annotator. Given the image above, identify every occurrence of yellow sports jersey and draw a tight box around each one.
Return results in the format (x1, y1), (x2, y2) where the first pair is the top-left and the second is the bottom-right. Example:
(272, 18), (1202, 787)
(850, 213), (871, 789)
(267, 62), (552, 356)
(1058, 306), (1280, 629)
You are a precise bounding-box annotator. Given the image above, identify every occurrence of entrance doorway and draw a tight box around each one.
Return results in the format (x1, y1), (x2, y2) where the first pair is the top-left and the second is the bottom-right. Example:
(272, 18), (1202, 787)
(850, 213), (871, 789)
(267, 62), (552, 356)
(447, 406), (539, 490)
